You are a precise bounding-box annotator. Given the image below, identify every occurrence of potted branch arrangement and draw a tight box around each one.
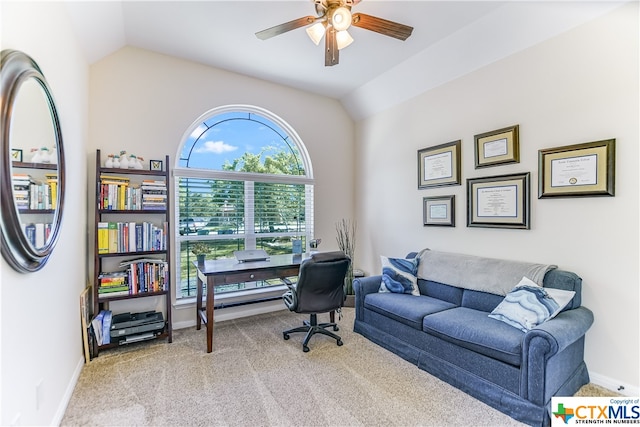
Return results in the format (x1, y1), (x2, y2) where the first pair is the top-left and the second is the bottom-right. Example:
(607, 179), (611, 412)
(336, 218), (356, 307)
(191, 241), (211, 265)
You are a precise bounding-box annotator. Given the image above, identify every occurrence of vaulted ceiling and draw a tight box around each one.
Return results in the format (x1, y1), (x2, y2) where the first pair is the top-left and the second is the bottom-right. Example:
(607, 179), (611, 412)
(65, 1), (625, 120)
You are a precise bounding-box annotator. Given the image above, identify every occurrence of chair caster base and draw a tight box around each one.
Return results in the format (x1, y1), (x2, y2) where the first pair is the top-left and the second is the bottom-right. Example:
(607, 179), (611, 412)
(337, 339), (343, 346)
(303, 345), (310, 352)
(283, 333), (290, 340)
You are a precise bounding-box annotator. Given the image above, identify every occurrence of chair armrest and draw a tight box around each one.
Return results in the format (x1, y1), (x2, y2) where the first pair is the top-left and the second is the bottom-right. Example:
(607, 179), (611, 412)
(353, 275), (381, 320)
(281, 278), (297, 310)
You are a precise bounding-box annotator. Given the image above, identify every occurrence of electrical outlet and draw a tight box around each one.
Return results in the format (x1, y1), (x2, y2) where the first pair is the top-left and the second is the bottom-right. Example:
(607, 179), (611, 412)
(35, 379), (44, 410)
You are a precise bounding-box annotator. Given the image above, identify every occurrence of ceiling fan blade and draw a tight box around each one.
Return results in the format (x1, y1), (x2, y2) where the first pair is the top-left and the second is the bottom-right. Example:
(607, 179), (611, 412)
(351, 13), (413, 41)
(255, 16), (318, 40)
(325, 28), (339, 66)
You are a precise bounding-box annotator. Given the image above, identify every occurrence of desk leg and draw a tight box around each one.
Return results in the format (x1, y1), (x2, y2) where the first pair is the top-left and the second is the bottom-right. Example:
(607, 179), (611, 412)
(196, 274), (203, 331)
(206, 280), (214, 353)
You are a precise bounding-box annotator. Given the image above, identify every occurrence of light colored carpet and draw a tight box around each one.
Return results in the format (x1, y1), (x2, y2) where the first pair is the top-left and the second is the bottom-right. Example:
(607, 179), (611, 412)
(61, 307), (614, 426)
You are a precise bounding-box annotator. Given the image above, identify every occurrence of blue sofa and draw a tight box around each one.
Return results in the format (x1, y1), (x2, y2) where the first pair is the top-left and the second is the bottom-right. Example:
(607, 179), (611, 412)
(353, 250), (594, 427)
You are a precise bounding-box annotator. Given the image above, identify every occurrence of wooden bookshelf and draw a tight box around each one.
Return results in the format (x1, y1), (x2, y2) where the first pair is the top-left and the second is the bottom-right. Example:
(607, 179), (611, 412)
(91, 149), (172, 356)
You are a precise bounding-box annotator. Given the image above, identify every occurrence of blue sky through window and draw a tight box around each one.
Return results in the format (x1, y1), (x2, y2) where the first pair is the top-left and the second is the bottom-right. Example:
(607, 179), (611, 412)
(179, 111), (300, 172)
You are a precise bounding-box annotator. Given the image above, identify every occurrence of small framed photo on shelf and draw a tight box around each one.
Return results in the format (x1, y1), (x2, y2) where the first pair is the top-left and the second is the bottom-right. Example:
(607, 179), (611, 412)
(150, 159), (163, 171)
(538, 138), (615, 198)
(417, 140), (461, 189)
(423, 195), (455, 227)
(11, 148), (23, 162)
(467, 172), (530, 229)
(474, 125), (519, 169)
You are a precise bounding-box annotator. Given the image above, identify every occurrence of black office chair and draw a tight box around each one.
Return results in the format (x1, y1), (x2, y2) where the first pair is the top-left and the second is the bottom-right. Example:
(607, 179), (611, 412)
(282, 251), (351, 352)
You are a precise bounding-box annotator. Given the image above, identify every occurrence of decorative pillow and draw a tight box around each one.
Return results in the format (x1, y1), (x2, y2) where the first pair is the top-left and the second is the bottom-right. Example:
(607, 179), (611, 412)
(378, 256), (420, 296)
(488, 276), (575, 332)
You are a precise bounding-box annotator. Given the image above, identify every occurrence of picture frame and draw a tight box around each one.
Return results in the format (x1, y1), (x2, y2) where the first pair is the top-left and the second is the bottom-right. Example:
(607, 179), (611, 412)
(423, 195), (455, 227)
(11, 148), (22, 162)
(467, 172), (530, 229)
(79, 285), (92, 363)
(417, 140), (461, 189)
(150, 159), (163, 171)
(538, 139), (615, 198)
(474, 125), (519, 169)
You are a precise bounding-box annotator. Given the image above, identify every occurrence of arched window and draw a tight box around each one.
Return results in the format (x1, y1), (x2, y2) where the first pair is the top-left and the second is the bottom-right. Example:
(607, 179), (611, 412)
(174, 105), (314, 300)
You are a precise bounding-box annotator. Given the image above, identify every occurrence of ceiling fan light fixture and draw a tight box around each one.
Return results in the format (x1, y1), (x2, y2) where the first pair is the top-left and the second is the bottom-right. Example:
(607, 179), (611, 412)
(331, 6), (352, 32)
(306, 21), (326, 45)
(336, 30), (353, 50)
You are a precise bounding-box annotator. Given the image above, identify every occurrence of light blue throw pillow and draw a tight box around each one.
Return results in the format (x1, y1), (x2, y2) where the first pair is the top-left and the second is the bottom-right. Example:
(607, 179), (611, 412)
(489, 276), (575, 332)
(378, 256), (420, 296)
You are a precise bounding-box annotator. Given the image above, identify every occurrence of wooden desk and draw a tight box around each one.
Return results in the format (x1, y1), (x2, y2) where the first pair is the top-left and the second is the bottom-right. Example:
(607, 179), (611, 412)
(195, 254), (305, 353)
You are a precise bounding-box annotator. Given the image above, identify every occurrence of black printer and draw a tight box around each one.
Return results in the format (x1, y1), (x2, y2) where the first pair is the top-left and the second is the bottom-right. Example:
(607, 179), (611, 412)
(110, 311), (165, 344)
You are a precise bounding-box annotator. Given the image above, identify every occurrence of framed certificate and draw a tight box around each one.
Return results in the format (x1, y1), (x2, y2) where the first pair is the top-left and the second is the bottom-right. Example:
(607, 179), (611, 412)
(467, 172), (530, 229)
(417, 140), (461, 189)
(538, 139), (615, 198)
(423, 195), (455, 227)
(474, 125), (519, 169)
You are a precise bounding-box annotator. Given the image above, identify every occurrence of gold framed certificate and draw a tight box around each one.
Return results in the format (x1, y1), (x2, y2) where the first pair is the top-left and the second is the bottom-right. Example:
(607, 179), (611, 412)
(467, 172), (530, 229)
(538, 139), (615, 198)
(418, 140), (461, 189)
(423, 195), (455, 227)
(474, 125), (519, 169)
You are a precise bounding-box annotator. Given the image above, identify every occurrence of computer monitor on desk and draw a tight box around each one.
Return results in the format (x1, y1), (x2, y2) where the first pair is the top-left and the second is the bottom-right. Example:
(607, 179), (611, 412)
(234, 249), (269, 263)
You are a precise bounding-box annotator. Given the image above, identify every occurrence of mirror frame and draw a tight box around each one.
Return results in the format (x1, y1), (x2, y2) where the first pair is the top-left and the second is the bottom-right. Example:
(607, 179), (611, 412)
(1, 49), (66, 273)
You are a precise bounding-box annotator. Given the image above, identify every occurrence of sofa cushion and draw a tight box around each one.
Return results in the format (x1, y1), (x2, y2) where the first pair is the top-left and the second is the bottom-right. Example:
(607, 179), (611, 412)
(423, 307), (524, 366)
(378, 256), (420, 295)
(417, 279), (464, 305)
(488, 277), (576, 332)
(365, 293), (456, 330)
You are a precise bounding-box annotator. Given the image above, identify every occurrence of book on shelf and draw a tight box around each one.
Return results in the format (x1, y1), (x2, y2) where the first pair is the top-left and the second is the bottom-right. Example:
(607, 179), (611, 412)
(100, 174), (130, 185)
(91, 310), (106, 346)
(97, 222), (109, 254)
(108, 222), (118, 253)
(102, 310), (113, 344)
(22, 222), (51, 247)
(98, 285), (130, 293)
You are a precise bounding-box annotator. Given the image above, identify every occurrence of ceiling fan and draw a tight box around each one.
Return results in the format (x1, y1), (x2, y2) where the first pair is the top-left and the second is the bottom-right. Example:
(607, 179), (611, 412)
(255, 0), (413, 67)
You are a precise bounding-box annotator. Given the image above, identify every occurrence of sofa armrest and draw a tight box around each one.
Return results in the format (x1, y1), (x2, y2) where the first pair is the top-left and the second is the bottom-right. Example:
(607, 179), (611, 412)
(353, 275), (381, 320)
(521, 306), (594, 404)
(524, 306), (594, 355)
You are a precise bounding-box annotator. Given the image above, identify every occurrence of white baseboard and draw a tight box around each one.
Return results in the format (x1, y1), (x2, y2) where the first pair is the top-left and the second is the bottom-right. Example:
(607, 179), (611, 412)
(589, 371), (639, 397)
(52, 356), (85, 425)
(173, 300), (286, 330)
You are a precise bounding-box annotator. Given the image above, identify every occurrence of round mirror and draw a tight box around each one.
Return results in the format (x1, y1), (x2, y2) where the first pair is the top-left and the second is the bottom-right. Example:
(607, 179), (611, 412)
(1, 49), (65, 273)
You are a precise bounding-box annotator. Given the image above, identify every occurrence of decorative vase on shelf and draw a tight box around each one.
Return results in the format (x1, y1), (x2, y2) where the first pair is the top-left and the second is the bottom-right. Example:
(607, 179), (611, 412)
(39, 147), (51, 163)
(119, 151), (129, 169)
(30, 148), (42, 163)
(105, 155), (114, 168)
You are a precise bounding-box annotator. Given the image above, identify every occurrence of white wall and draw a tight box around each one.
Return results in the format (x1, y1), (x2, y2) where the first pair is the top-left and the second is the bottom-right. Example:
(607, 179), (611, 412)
(355, 3), (639, 393)
(0, 2), (89, 425)
(88, 46), (355, 328)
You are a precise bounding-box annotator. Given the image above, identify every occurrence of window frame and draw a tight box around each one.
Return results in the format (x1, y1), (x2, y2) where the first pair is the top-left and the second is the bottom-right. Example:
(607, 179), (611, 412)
(173, 105), (314, 301)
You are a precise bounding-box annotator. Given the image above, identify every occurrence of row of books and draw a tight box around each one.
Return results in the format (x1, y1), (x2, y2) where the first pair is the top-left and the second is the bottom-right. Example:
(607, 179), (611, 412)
(98, 221), (168, 254)
(13, 173), (58, 210)
(97, 259), (169, 299)
(98, 175), (166, 211)
(22, 222), (52, 249)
